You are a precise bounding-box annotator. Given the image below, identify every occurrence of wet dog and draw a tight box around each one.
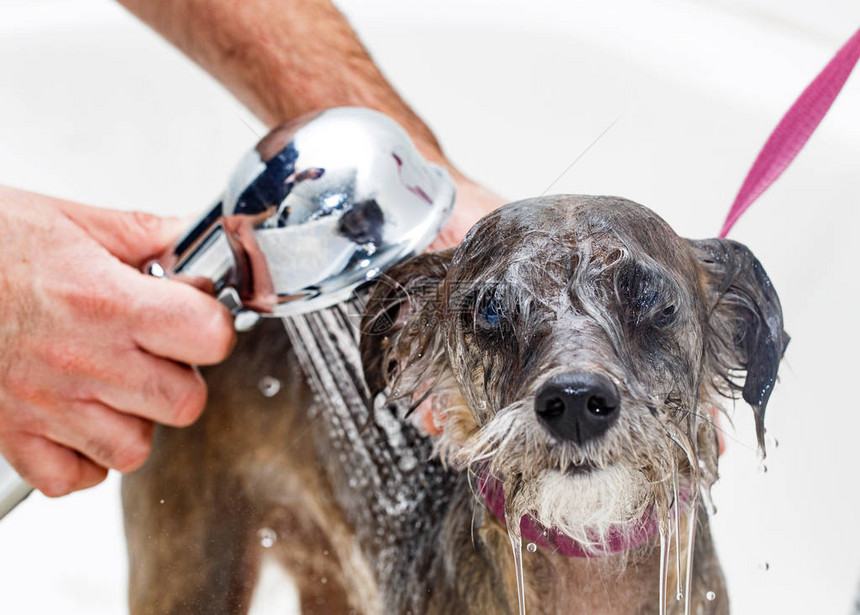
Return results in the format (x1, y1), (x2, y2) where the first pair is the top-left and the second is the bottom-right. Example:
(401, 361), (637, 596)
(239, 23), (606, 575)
(123, 195), (787, 614)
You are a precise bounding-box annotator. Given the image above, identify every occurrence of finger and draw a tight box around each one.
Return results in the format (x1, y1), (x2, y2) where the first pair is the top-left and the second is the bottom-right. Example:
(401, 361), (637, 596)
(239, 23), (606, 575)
(95, 351), (209, 428)
(43, 402), (156, 473)
(0, 433), (107, 498)
(59, 201), (187, 268)
(128, 273), (236, 366)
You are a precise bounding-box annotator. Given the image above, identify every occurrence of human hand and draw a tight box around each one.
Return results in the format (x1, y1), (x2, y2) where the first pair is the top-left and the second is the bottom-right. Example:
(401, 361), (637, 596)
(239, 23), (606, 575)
(0, 186), (236, 497)
(428, 172), (507, 251)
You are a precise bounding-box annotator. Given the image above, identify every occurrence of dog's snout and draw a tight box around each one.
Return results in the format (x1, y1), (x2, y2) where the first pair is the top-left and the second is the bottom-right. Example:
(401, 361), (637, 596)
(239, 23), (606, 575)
(535, 373), (620, 444)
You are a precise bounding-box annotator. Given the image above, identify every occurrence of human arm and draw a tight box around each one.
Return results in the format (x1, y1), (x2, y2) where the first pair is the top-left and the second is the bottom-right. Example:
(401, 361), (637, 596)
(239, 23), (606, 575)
(0, 0), (500, 498)
(114, 0), (505, 249)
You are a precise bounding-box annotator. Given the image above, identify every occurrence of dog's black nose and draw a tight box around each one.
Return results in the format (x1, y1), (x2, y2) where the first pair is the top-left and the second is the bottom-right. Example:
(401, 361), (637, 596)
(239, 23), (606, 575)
(534, 373), (620, 444)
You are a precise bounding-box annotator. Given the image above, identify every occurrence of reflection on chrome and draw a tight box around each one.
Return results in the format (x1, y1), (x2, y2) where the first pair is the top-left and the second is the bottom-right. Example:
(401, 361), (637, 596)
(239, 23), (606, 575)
(149, 107), (455, 317)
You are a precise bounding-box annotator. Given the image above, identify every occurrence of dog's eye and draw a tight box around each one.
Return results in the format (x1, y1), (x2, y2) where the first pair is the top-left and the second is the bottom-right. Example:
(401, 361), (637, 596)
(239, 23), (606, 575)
(654, 304), (678, 327)
(477, 296), (503, 330)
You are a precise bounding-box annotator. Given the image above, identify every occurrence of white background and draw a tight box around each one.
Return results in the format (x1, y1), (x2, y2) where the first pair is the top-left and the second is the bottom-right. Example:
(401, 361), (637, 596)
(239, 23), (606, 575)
(0, 0), (859, 613)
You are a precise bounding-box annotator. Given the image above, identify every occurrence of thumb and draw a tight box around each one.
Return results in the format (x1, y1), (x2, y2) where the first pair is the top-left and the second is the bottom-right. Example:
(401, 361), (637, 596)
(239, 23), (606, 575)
(59, 202), (188, 268)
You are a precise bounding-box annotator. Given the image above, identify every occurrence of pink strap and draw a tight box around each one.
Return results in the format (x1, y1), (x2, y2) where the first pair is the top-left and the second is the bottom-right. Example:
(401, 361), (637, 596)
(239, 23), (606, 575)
(720, 27), (860, 238)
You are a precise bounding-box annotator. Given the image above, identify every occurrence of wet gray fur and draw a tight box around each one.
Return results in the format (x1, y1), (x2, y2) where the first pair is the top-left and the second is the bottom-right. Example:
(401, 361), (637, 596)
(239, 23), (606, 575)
(360, 195), (788, 613)
(123, 195), (787, 615)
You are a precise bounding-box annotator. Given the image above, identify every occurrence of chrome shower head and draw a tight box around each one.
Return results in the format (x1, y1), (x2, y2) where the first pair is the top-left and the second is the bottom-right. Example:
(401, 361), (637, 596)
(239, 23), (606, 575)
(149, 107), (455, 318)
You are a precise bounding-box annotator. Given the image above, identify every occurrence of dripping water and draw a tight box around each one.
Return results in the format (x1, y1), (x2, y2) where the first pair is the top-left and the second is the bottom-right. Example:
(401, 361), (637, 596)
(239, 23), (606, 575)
(672, 467), (682, 603)
(505, 512), (527, 615)
(683, 494), (699, 615)
(660, 415), (702, 615)
(503, 487), (528, 615)
(658, 524), (670, 615)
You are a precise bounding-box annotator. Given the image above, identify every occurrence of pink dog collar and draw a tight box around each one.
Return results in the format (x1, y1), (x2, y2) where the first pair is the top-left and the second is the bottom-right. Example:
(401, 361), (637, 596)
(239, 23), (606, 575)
(478, 473), (659, 558)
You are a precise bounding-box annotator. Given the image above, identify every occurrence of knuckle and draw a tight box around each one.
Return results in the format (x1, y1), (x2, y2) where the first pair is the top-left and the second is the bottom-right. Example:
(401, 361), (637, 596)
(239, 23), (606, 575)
(200, 306), (237, 363)
(68, 463), (107, 493)
(129, 210), (162, 233)
(59, 279), (123, 319)
(2, 435), (107, 497)
(111, 430), (153, 473)
(4, 362), (53, 409)
(123, 211), (163, 253)
(37, 474), (75, 498)
(13, 411), (48, 436)
(0, 397), (49, 434)
(78, 409), (153, 473)
(43, 344), (90, 375)
(4, 378), (44, 408)
(170, 377), (207, 427)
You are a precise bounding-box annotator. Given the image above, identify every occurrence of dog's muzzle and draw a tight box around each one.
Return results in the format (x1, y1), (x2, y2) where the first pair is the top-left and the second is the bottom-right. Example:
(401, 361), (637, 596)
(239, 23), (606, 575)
(534, 372), (620, 444)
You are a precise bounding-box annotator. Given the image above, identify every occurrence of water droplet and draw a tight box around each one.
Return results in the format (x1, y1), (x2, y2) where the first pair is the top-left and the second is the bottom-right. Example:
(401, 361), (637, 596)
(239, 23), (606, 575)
(477, 400), (487, 410)
(766, 435), (779, 449)
(675, 591), (683, 601)
(258, 528), (277, 548)
(320, 577), (327, 584)
(398, 456), (418, 472)
(159, 499), (165, 505)
(759, 461), (768, 474)
(348, 478), (358, 488)
(758, 561), (770, 572)
(258, 376), (282, 398)
(526, 542), (537, 553)
(706, 591), (716, 601)
(359, 259), (371, 268)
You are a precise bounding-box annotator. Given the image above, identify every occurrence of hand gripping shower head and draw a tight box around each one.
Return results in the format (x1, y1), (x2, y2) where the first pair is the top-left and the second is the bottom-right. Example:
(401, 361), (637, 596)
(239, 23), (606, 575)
(147, 107), (455, 322)
(0, 107), (455, 520)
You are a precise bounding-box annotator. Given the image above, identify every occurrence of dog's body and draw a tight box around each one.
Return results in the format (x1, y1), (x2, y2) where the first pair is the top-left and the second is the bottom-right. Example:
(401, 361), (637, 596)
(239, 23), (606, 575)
(124, 196), (787, 614)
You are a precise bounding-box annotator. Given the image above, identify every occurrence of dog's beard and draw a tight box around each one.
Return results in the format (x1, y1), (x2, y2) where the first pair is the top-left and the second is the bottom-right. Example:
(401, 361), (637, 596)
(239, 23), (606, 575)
(511, 466), (652, 550)
(432, 391), (714, 555)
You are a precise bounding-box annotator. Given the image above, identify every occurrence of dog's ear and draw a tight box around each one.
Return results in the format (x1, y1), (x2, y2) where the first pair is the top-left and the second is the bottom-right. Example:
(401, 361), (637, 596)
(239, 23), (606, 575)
(359, 248), (455, 399)
(688, 238), (789, 454)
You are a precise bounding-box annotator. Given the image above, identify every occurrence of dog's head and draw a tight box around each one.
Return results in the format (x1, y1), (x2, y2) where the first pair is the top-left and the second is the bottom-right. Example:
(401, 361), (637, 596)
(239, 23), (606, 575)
(360, 195), (788, 550)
